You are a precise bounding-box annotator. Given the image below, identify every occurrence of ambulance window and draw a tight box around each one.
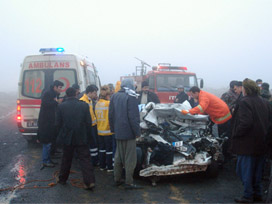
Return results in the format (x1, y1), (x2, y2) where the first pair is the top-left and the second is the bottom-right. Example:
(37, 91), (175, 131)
(22, 70), (45, 99)
(53, 70), (77, 97)
(87, 70), (96, 85)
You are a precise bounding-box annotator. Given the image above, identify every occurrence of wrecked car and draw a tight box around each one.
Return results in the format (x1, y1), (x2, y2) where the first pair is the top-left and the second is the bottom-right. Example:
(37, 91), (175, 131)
(135, 101), (225, 186)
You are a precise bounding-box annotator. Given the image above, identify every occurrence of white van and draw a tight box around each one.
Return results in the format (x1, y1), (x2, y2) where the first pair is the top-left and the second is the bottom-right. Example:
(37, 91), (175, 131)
(17, 48), (101, 142)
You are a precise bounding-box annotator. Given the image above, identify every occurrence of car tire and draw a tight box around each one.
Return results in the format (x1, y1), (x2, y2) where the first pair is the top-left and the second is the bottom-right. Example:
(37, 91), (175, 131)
(205, 160), (219, 178)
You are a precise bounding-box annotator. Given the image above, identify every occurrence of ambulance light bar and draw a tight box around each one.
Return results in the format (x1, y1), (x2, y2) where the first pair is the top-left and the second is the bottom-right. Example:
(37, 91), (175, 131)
(39, 48), (65, 54)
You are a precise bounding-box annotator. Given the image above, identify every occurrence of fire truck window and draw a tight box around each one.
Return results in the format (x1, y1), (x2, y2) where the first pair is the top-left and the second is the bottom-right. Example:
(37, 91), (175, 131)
(189, 76), (197, 87)
(22, 70), (45, 99)
(156, 75), (197, 92)
(53, 70), (77, 97)
(149, 76), (155, 89)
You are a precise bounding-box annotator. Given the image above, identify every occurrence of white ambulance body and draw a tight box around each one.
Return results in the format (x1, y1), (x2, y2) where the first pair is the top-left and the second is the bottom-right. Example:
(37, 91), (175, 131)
(17, 48), (101, 142)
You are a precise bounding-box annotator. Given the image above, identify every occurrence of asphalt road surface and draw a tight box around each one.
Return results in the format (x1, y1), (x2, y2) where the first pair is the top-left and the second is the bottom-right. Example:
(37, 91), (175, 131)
(0, 112), (249, 203)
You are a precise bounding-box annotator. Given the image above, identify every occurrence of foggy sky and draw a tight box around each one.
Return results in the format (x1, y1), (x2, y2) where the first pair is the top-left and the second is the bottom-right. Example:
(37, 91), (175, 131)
(1, 0), (272, 92)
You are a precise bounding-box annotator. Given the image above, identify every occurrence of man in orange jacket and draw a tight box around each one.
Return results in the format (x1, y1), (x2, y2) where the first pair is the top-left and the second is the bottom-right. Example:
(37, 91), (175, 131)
(181, 86), (232, 124)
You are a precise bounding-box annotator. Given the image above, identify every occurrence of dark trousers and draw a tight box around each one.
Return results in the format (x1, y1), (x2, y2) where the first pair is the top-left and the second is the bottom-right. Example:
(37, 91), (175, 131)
(112, 134), (116, 165)
(90, 125), (99, 165)
(98, 135), (113, 170)
(236, 155), (265, 199)
(59, 144), (95, 186)
(88, 125), (98, 166)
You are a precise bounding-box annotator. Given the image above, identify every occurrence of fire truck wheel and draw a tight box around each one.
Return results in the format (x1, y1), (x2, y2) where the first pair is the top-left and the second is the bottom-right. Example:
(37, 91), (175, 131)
(205, 160), (219, 178)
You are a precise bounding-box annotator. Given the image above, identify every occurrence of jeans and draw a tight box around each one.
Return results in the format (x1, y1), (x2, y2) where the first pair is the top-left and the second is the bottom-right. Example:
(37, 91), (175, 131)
(236, 155), (265, 199)
(42, 143), (52, 164)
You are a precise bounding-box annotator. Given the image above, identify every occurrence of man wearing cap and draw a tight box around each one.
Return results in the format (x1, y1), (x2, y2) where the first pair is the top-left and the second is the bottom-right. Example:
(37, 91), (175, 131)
(174, 85), (188, 104)
(256, 79), (263, 87)
(138, 81), (160, 104)
(230, 78), (272, 203)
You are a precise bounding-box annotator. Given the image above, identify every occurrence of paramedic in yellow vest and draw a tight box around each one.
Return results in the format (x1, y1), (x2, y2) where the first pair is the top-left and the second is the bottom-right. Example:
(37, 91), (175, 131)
(95, 85), (113, 172)
(80, 85), (99, 166)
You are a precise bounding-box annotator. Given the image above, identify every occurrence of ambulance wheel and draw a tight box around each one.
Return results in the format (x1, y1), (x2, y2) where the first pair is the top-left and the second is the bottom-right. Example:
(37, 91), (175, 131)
(206, 160), (219, 178)
(25, 136), (38, 144)
(26, 139), (37, 144)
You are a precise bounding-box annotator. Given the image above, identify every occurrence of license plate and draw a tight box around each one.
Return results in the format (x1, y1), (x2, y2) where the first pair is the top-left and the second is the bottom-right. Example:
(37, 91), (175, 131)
(26, 120), (38, 127)
(172, 141), (188, 151)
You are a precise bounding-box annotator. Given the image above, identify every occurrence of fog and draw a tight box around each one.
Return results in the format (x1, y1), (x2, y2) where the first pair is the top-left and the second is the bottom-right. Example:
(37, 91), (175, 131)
(0, 0), (272, 92)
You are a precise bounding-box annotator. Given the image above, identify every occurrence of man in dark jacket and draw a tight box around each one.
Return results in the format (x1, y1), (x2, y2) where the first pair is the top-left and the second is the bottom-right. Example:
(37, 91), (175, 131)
(230, 78), (272, 203)
(174, 85), (188, 104)
(138, 81), (160, 104)
(56, 87), (95, 189)
(221, 80), (239, 112)
(109, 78), (142, 189)
(260, 82), (271, 101)
(38, 80), (63, 168)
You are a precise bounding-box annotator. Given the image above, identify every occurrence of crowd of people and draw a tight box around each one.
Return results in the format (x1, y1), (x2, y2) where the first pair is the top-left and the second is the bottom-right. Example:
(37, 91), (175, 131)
(37, 77), (272, 202)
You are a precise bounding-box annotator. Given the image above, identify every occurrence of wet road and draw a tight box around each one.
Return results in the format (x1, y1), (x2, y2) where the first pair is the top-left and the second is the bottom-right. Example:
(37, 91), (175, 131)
(0, 113), (245, 203)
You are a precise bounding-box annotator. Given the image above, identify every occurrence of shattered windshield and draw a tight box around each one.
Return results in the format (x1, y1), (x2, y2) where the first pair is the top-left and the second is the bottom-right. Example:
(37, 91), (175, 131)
(156, 74), (197, 92)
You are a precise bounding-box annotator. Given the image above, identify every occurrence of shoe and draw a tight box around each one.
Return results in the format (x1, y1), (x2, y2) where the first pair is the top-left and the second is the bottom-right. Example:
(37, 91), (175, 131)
(234, 196), (253, 203)
(107, 169), (113, 173)
(253, 195), (263, 202)
(56, 177), (66, 185)
(124, 184), (143, 190)
(100, 168), (106, 171)
(50, 160), (58, 165)
(113, 180), (124, 187)
(84, 183), (95, 190)
(42, 163), (55, 168)
(50, 155), (61, 159)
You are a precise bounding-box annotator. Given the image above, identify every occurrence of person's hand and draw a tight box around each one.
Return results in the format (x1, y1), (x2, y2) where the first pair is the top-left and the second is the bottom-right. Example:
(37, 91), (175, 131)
(58, 98), (63, 104)
(181, 110), (189, 115)
(36, 139), (40, 143)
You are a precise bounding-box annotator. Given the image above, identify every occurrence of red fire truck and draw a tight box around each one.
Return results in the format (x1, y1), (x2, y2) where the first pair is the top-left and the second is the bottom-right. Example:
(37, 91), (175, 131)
(121, 61), (203, 103)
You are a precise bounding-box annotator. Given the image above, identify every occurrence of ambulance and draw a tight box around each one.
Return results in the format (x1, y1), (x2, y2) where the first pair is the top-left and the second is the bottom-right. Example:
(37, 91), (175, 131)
(17, 48), (101, 142)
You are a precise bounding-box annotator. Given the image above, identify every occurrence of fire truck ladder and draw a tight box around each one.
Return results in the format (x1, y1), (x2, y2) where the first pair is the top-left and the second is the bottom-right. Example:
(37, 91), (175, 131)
(135, 57), (150, 76)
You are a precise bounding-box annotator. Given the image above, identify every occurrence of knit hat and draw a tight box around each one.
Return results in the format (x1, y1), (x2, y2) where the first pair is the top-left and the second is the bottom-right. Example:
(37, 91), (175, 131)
(142, 81), (149, 88)
(242, 78), (260, 96)
(261, 82), (270, 91)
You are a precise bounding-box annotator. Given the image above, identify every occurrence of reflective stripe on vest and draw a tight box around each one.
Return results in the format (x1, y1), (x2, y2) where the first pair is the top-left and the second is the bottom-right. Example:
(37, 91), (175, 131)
(92, 119), (97, 125)
(214, 112), (231, 122)
(96, 107), (109, 110)
(98, 130), (111, 134)
(197, 105), (204, 113)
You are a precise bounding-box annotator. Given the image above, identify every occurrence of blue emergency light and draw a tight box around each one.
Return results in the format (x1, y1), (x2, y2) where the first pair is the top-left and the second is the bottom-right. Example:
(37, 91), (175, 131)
(39, 48), (65, 53)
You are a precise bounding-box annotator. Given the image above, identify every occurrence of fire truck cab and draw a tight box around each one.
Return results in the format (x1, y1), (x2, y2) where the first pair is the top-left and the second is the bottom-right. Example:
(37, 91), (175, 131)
(17, 48), (101, 142)
(144, 63), (203, 103)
